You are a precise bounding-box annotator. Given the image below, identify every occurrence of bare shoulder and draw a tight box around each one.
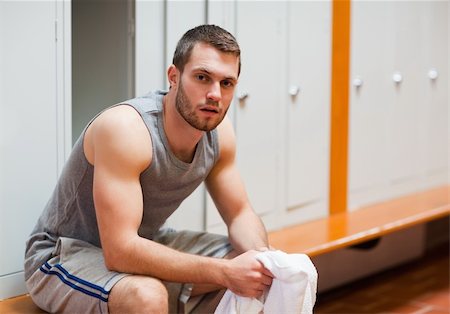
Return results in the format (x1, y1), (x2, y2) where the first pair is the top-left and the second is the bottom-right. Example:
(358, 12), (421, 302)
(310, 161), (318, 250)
(84, 105), (152, 173)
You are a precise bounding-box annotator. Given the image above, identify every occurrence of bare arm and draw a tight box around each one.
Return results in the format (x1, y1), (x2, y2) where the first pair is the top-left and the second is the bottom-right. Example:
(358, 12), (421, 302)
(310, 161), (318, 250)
(88, 106), (223, 284)
(206, 117), (269, 253)
(87, 106), (268, 297)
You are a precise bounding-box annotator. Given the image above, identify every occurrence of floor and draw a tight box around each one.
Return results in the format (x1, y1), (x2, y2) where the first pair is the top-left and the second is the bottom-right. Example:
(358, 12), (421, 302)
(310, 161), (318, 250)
(315, 246), (449, 314)
(1, 246), (448, 314)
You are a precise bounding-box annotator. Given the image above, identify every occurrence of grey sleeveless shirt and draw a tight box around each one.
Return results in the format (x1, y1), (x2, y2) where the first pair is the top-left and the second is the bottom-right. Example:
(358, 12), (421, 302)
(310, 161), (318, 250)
(24, 90), (219, 280)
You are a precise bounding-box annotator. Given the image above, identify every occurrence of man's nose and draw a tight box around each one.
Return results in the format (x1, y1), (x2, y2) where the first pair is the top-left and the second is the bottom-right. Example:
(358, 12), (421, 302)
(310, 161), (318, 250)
(207, 82), (222, 102)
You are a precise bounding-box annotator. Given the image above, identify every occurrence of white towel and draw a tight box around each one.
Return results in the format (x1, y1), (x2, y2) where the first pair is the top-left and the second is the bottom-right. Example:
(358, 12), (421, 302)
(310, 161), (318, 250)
(214, 250), (318, 314)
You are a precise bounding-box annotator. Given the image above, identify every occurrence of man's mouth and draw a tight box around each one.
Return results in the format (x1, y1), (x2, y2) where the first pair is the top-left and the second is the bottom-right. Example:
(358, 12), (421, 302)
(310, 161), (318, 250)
(200, 106), (219, 113)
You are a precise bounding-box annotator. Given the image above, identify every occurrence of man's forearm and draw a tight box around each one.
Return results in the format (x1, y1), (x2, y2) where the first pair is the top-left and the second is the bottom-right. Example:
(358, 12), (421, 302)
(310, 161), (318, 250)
(104, 232), (272, 299)
(227, 209), (269, 253)
(104, 235), (226, 286)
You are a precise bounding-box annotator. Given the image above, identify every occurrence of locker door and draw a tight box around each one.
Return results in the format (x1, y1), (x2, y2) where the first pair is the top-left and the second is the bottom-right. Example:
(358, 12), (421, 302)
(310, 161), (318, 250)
(420, 1), (449, 187)
(205, 1), (237, 232)
(135, 0), (165, 95)
(286, 1), (331, 223)
(207, 1), (287, 233)
(164, 1), (207, 231)
(165, 1), (206, 75)
(388, 2), (423, 196)
(348, 1), (396, 210)
(232, 2), (286, 224)
(235, 2), (285, 214)
(0, 1), (59, 299)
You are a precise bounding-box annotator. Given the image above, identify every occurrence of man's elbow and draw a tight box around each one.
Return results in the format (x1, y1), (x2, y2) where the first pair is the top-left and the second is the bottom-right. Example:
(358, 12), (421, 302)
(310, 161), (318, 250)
(103, 249), (119, 271)
(102, 245), (128, 272)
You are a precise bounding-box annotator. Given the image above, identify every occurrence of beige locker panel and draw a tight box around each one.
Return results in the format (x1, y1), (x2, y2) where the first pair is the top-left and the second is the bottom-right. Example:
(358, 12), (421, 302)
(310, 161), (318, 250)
(207, 2), (287, 232)
(348, 1), (396, 211)
(205, 1), (236, 232)
(165, 0), (205, 75)
(0, 1), (59, 299)
(286, 1), (331, 223)
(388, 2), (424, 195)
(233, 2), (286, 218)
(135, 0), (165, 95)
(349, 1), (448, 211)
(419, 1), (449, 188)
(207, 0), (235, 33)
(164, 1), (207, 231)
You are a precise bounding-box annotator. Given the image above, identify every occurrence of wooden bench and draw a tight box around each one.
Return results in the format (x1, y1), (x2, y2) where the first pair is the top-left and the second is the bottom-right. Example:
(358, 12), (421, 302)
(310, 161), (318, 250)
(1, 185), (449, 313)
(269, 185), (450, 256)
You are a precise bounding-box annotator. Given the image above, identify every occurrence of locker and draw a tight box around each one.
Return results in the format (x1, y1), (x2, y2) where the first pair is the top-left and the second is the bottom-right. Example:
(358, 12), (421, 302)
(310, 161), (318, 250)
(0, 1), (68, 299)
(349, 1), (397, 211)
(205, 1), (287, 233)
(285, 0), (331, 224)
(419, 1), (449, 188)
(348, 1), (449, 211)
(162, 1), (207, 231)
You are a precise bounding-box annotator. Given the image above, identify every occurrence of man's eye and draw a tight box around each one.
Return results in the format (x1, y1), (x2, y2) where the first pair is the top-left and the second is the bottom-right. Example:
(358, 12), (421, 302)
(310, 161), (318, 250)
(197, 74), (207, 81)
(222, 80), (234, 88)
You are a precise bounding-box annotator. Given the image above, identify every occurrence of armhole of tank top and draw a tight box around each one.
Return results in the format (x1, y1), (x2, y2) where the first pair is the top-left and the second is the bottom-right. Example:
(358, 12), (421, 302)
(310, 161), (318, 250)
(78, 106), (117, 167)
(121, 103), (156, 175)
(81, 103), (155, 172)
(212, 128), (220, 165)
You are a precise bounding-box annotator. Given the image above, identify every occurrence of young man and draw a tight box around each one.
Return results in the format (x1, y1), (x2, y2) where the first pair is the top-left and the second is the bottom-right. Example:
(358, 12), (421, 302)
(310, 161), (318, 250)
(25, 25), (273, 313)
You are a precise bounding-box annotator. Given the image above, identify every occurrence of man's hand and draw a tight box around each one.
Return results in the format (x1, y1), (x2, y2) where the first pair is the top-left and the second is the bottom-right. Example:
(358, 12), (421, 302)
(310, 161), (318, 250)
(222, 250), (273, 298)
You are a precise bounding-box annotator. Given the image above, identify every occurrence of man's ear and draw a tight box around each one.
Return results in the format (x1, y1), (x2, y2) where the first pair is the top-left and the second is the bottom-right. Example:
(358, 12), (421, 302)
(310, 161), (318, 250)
(167, 65), (179, 89)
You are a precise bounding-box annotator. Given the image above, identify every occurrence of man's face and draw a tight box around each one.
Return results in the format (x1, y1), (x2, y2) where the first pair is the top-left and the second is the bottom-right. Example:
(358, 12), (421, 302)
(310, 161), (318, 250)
(174, 42), (239, 131)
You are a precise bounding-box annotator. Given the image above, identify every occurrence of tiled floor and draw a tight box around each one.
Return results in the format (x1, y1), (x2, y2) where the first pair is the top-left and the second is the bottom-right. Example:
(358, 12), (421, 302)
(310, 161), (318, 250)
(314, 246), (449, 314)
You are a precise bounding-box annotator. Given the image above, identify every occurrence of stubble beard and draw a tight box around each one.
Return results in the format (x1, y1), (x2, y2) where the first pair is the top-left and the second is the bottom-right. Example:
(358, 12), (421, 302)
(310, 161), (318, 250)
(175, 80), (227, 132)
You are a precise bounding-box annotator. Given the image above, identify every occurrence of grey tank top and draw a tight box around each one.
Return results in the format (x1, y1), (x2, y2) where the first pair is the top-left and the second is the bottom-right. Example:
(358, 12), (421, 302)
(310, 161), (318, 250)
(24, 90), (219, 280)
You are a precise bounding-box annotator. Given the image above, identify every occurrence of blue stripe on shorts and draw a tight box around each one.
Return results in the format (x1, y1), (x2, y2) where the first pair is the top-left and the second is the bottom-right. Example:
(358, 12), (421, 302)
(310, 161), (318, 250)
(40, 262), (109, 302)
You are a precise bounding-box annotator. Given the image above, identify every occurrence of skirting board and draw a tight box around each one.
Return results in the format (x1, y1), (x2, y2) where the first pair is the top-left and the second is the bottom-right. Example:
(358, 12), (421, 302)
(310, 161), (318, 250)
(0, 271), (27, 301)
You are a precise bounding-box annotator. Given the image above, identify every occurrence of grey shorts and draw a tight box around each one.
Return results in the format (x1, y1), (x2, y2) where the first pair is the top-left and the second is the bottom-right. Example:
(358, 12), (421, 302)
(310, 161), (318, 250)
(26, 229), (232, 314)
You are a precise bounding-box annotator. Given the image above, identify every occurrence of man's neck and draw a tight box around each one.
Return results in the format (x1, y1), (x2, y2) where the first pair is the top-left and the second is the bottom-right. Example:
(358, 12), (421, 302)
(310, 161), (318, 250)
(162, 94), (204, 163)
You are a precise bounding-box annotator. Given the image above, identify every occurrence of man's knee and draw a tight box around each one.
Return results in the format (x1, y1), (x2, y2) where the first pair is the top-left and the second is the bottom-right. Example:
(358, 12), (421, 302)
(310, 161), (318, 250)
(109, 276), (168, 314)
(131, 278), (168, 311)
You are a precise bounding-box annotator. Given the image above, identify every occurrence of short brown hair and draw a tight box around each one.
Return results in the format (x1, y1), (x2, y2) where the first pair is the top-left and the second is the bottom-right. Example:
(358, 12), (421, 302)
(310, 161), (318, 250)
(172, 24), (241, 75)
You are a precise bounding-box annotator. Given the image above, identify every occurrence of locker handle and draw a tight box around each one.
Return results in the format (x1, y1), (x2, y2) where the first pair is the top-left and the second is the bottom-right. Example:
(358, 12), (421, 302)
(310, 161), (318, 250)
(392, 72), (403, 84)
(289, 86), (301, 97)
(353, 77), (363, 88)
(428, 68), (438, 80)
(238, 92), (249, 102)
